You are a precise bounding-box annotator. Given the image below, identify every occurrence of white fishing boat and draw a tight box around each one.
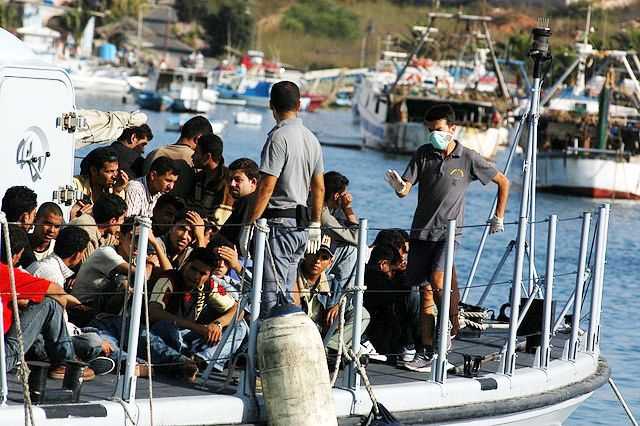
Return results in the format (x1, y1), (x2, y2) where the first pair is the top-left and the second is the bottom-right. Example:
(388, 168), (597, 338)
(165, 114), (227, 135)
(234, 110), (263, 126)
(355, 15), (511, 159)
(1, 25), (629, 426)
(530, 11), (640, 200)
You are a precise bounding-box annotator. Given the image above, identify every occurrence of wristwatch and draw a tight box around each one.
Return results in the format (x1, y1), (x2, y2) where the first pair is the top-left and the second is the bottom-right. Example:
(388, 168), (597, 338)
(213, 320), (223, 331)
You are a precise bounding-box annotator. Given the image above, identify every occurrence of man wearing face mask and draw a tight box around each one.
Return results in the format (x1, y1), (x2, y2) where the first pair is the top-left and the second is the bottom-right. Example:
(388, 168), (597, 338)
(384, 104), (510, 372)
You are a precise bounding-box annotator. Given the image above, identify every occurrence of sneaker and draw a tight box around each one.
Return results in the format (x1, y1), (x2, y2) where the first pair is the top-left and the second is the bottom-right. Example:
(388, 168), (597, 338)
(181, 359), (199, 384)
(404, 351), (434, 373)
(360, 340), (387, 363)
(401, 345), (416, 362)
(87, 356), (115, 376)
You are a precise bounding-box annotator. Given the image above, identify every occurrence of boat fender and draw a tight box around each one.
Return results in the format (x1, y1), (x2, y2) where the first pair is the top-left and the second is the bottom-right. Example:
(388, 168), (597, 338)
(257, 303), (337, 426)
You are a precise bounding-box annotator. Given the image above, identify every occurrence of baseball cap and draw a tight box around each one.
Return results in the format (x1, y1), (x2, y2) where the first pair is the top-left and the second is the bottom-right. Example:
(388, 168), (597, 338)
(317, 234), (337, 257)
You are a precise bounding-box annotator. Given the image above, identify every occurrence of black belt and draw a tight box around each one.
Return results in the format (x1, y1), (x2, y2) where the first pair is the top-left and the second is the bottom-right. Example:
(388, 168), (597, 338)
(262, 208), (297, 220)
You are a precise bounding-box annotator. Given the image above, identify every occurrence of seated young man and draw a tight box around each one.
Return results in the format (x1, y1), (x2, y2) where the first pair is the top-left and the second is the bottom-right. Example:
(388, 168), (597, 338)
(19, 202), (65, 268)
(72, 217), (170, 317)
(147, 248), (247, 382)
(70, 193), (128, 262)
(156, 209), (208, 269)
(1, 186), (38, 232)
(363, 244), (406, 363)
(1, 225), (94, 380)
(27, 226), (115, 377)
(152, 193), (186, 238)
(294, 235), (370, 354)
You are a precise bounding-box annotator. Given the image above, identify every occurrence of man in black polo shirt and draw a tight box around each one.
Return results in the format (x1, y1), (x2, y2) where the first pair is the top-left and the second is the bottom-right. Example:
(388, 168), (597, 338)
(110, 124), (153, 179)
(385, 104), (510, 372)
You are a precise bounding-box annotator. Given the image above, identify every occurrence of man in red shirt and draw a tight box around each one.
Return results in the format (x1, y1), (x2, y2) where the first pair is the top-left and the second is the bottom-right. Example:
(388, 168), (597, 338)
(2, 225), (77, 373)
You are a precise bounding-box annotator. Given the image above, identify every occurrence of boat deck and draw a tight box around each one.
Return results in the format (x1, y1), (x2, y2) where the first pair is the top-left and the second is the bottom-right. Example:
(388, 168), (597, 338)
(4, 331), (572, 406)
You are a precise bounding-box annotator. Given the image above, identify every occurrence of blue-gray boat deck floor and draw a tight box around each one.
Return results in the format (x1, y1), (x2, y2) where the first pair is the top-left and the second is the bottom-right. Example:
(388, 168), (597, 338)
(4, 332), (572, 405)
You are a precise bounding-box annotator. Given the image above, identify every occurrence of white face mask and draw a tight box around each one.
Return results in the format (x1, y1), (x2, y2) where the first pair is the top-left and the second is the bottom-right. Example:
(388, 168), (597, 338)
(428, 130), (453, 150)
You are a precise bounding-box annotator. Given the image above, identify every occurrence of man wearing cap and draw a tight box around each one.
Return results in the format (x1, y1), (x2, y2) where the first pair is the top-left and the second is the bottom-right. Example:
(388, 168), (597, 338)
(240, 81), (325, 317)
(294, 235), (369, 352)
(385, 103), (510, 372)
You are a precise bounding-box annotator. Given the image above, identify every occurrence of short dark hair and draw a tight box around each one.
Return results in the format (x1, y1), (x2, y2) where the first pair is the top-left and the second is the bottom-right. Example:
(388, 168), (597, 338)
(424, 104), (456, 124)
(196, 133), (224, 163)
(1, 225), (30, 263)
(228, 158), (259, 181)
(323, 171), (349, 200)
(185, 247), (218, 269)
(369, 244), (401, 266)
(149, 157), (180, 177)
(80, 147), (119, 176)
(54, 226), (90, 259)
(2, 186), (37, 222)
(118, 124), (153, 143)
(119, 216), (136, 237)
(206, 233), (233, 251)
(180, 116), (213, 140)
(154, 193), (185, 212)
(270, 81), (300, 113)
(92, 194), (127, 224)
(372, 229), (407, 252)
(35, 202), (64, 221)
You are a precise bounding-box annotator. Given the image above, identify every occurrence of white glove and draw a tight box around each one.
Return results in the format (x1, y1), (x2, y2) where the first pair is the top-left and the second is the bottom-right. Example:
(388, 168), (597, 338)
(489, 215), (504, 234)
(306, 221), (322, 254)
(238, 223), (254, 257)
(384, 169), (406, 193)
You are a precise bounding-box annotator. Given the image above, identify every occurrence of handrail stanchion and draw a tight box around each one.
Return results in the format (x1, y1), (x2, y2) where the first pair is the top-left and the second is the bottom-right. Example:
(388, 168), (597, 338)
(477, 240), (514, 305)
(246, 219), (268, 396)
(587, 206), (607, 353)
(462, 117), (524, 302)
(0, 294), (7, 406)
(122, 216), (151, 402)
(348, 218), (368, 391)
(540, 215), (557, 369)
(569, 212), (591, 360)
(434, 220), (455, 383)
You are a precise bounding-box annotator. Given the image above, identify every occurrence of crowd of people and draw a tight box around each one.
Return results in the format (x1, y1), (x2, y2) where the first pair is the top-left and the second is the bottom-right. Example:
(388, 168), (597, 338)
(1, 82), (510, 385)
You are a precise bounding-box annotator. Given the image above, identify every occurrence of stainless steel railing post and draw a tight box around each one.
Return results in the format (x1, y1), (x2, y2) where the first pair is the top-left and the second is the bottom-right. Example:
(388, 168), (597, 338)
(246, 219), (268, 396)
(348, 218), (368, 391)
(540, 215), (557, 369)
(123, 216), (152, 402)
(568, 212), (591, 360)
(462, 117), (524, 302)
(587, 206), (607, 352)
(434, 220), (456, 384)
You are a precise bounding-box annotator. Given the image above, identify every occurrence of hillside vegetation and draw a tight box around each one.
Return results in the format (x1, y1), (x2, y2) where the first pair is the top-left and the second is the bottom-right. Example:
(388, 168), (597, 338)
(249, 0), (640, 69)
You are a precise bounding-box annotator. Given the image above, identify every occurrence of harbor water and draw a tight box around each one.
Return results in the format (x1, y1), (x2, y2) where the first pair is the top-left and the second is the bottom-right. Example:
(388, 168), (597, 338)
(77, 94), (638, 425)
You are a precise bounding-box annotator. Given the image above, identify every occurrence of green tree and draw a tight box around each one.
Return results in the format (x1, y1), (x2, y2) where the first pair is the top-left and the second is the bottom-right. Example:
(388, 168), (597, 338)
(0, 2), (21, 31)
(201, 1), (253, 56)
(281, 0), (360, 40)
(175, 0), (208, 22)
(58, 6), (91, 44)
(106, 0), (149, 23)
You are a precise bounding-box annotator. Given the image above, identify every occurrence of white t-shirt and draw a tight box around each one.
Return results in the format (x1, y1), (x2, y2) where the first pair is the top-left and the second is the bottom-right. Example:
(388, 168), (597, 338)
(72, 246), (126, 309)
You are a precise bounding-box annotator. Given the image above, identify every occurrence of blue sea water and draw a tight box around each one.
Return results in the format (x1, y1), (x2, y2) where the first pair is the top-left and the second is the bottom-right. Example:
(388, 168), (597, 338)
(77, 95), (639, 425)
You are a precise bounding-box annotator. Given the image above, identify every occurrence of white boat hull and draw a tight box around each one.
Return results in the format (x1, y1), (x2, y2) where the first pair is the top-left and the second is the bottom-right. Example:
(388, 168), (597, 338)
(537, 153), (640, 199)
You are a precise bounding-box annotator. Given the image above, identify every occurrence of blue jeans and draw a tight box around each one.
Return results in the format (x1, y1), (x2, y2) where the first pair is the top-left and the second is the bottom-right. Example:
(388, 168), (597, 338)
(148, 319), (248, 372)
(260, 218), (308, 318)
(327, 244), (358, 307)
(5, 298), (75, 371)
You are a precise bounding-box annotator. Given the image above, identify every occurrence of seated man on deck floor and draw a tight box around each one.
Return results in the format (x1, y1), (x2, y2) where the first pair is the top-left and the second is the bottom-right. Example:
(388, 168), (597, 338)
(1, 225), (95, 380)
(147, 248), (247, 382)
(294, 235), (372, 357)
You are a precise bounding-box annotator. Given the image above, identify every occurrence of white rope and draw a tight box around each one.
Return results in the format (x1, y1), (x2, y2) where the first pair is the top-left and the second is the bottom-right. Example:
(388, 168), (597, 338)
(343, 346), (380, 417)
(142, 266), (155, 426)
(329, 297), (347, 387)
(2, 220), (36, 426)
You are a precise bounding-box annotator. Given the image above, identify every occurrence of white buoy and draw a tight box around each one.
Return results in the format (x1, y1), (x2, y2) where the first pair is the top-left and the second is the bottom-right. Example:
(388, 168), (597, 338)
(257, 309), (337, 426)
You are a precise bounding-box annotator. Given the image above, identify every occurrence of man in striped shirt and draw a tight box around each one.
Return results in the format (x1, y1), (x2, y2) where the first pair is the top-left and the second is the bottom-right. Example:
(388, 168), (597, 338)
(125, 157), (180, 218)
